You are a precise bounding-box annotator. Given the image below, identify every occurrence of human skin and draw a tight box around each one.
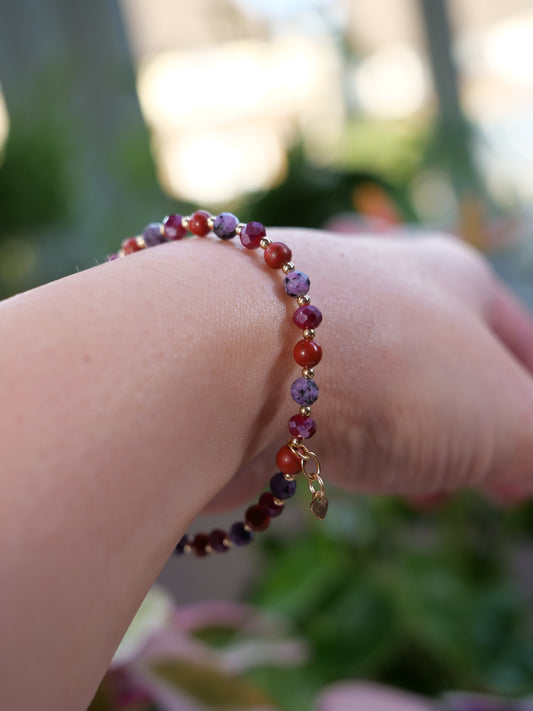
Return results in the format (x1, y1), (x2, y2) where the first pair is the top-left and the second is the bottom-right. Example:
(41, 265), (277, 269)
(1, 229), (533, 709)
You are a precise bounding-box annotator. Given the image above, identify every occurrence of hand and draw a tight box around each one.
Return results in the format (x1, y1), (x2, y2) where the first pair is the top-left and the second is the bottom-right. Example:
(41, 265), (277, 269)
(213, 231), (533, 507)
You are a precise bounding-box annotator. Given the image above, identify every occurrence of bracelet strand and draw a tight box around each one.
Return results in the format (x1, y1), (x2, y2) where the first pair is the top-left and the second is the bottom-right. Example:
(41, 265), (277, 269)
(107, 210), (328, 557)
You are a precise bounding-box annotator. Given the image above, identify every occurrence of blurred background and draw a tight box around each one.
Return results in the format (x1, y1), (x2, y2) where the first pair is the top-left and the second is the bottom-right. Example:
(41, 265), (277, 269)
(3, 1), (533, 709)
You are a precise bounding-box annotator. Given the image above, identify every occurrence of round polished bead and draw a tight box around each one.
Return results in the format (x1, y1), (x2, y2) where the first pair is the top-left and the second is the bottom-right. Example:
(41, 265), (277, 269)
(240, 221), (266, 249)
(293, 305), (323, 330)
(270, 471), (297, 500)
(121, 237), (142, 255)
(288, 414), (316, 439)
(229, 522), (254, 546)
(213, 212), (239, 240)
(245, 505), (270, 531)
(163, 214), (188, 240)
(191, 533), (210, 557)
(284, 271), (310, 297)
(276, 445), (302, 475)
(208, 529), (230, 552)
(258, 491), (284, 518)
(291, 377), (319, 405)
(189, 210), (211, 236)
(174, 534), (189, 555)
(293, 339), (322, 367)
(264, 242), (292, 269)
(143, 223), (166, 246)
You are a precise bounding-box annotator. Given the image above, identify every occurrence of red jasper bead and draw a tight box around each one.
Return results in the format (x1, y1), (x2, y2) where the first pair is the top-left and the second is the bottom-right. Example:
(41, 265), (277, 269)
(191, 533), (210, 557)
(264, 242), (292, 269)
(293, 339), (322, 367)
(189, 210), (211, 236)
(245, 505), (270, 531)
(276, 445), (301, 475)
(121, 237), (142, 254)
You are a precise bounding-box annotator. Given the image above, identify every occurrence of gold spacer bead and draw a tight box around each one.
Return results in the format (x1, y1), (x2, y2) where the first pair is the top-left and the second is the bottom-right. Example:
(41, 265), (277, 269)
(223, 537), (233, 548)
(118, 248), (126, 258)
(184, 544), (192, 554)
(135, 235), (146, 249)
(243, 523), (252, 533)
(273, 497), (285, 507)
(290, 437), (302, 448)
(235, 223), (245, 235)
(297, 295), (311, 307)
(182, 216), (190, 230)
(282, 261), (296, 274)
(260, 237), (272, 249)
(302, 367), (315, 379)
(283, 473), (295, 481)
(299, 405), (311, 417)
(205, 545), (213, 554)
(207, 215), (215, 230)
(303, 328), (315, 340)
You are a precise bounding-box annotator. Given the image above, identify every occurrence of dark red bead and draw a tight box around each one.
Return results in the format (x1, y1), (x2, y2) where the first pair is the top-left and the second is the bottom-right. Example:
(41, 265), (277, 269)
(121, 237), (141, 255)
(288, 414), (316, 439)
(264, 241), (291, 269)
(258, 492), (284, 518)
(293, 339), (322, 367)
(276, 445), (301, 475)
(293, 305), (323, 330)
(189, 210), (211, 236)
(191, 533), (210, 557)
(163, 214), (188, 240)
(208, 529), (229, 552)
(240, 221), (266, 249)
(245, 505), (270, 531)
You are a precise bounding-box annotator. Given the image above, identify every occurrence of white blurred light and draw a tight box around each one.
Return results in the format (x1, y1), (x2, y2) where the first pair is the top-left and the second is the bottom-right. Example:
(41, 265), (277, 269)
(411, 170), (458, 224)
(0, 85), (10, 152)
(155, 126), (285, 204)
(354, 43), (428, 119)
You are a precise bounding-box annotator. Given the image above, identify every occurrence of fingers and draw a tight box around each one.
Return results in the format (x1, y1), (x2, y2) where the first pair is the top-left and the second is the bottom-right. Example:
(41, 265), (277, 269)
(487, 281), (533, 374)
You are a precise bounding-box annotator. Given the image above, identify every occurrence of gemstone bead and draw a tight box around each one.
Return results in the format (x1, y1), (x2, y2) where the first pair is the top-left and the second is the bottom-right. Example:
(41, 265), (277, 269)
(293, 339), (322, 367)
(270, 472), (297, 500)
(240, 221), (266, 249)
(229, 522), (254, 546)
(288, 414), (316, 439)
(163, 214), (188, 240)
(121, 237), (142, 255)
(264, 242), (292, 269)
(293, 305), (323, 330)
(258, 492), (284, 518)
(213, 212), (239, 240)
(284, 271), (310, 297)
(175, 534), (189, 555)
(191, 533), (210, 557)
(276, 445), (302, 475)
(291, 377), (319, 406)
(189, 210), (211, 236)
(143, 223), (166, 247)
(208, 529), (229, 552)
(245, 505), (270, 531)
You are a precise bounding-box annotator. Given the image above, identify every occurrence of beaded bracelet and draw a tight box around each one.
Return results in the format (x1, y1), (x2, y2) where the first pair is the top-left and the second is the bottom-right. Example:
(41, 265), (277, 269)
(108, 209), (328, 557)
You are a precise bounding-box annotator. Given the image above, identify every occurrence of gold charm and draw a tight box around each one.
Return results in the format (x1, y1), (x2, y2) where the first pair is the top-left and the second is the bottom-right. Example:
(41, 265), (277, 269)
(311, 494), (329, 519)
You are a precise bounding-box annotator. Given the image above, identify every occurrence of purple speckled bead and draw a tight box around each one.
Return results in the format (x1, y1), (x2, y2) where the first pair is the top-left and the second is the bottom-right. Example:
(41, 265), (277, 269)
(270, 472), (297, 500)
(293, 304), (323, 329)
(107, 252), (119, 261)
(284, 271), (310, 297)
(291, 377), (319, 406)
(229, 522), (254, 546)
(143, 222), (166, 247)
(174, 534), (189, 555)
(213, 212), (239, 240)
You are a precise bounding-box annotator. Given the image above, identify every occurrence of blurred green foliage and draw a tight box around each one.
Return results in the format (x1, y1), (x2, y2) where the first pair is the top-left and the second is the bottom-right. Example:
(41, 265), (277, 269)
(245, 492), (533, 710)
